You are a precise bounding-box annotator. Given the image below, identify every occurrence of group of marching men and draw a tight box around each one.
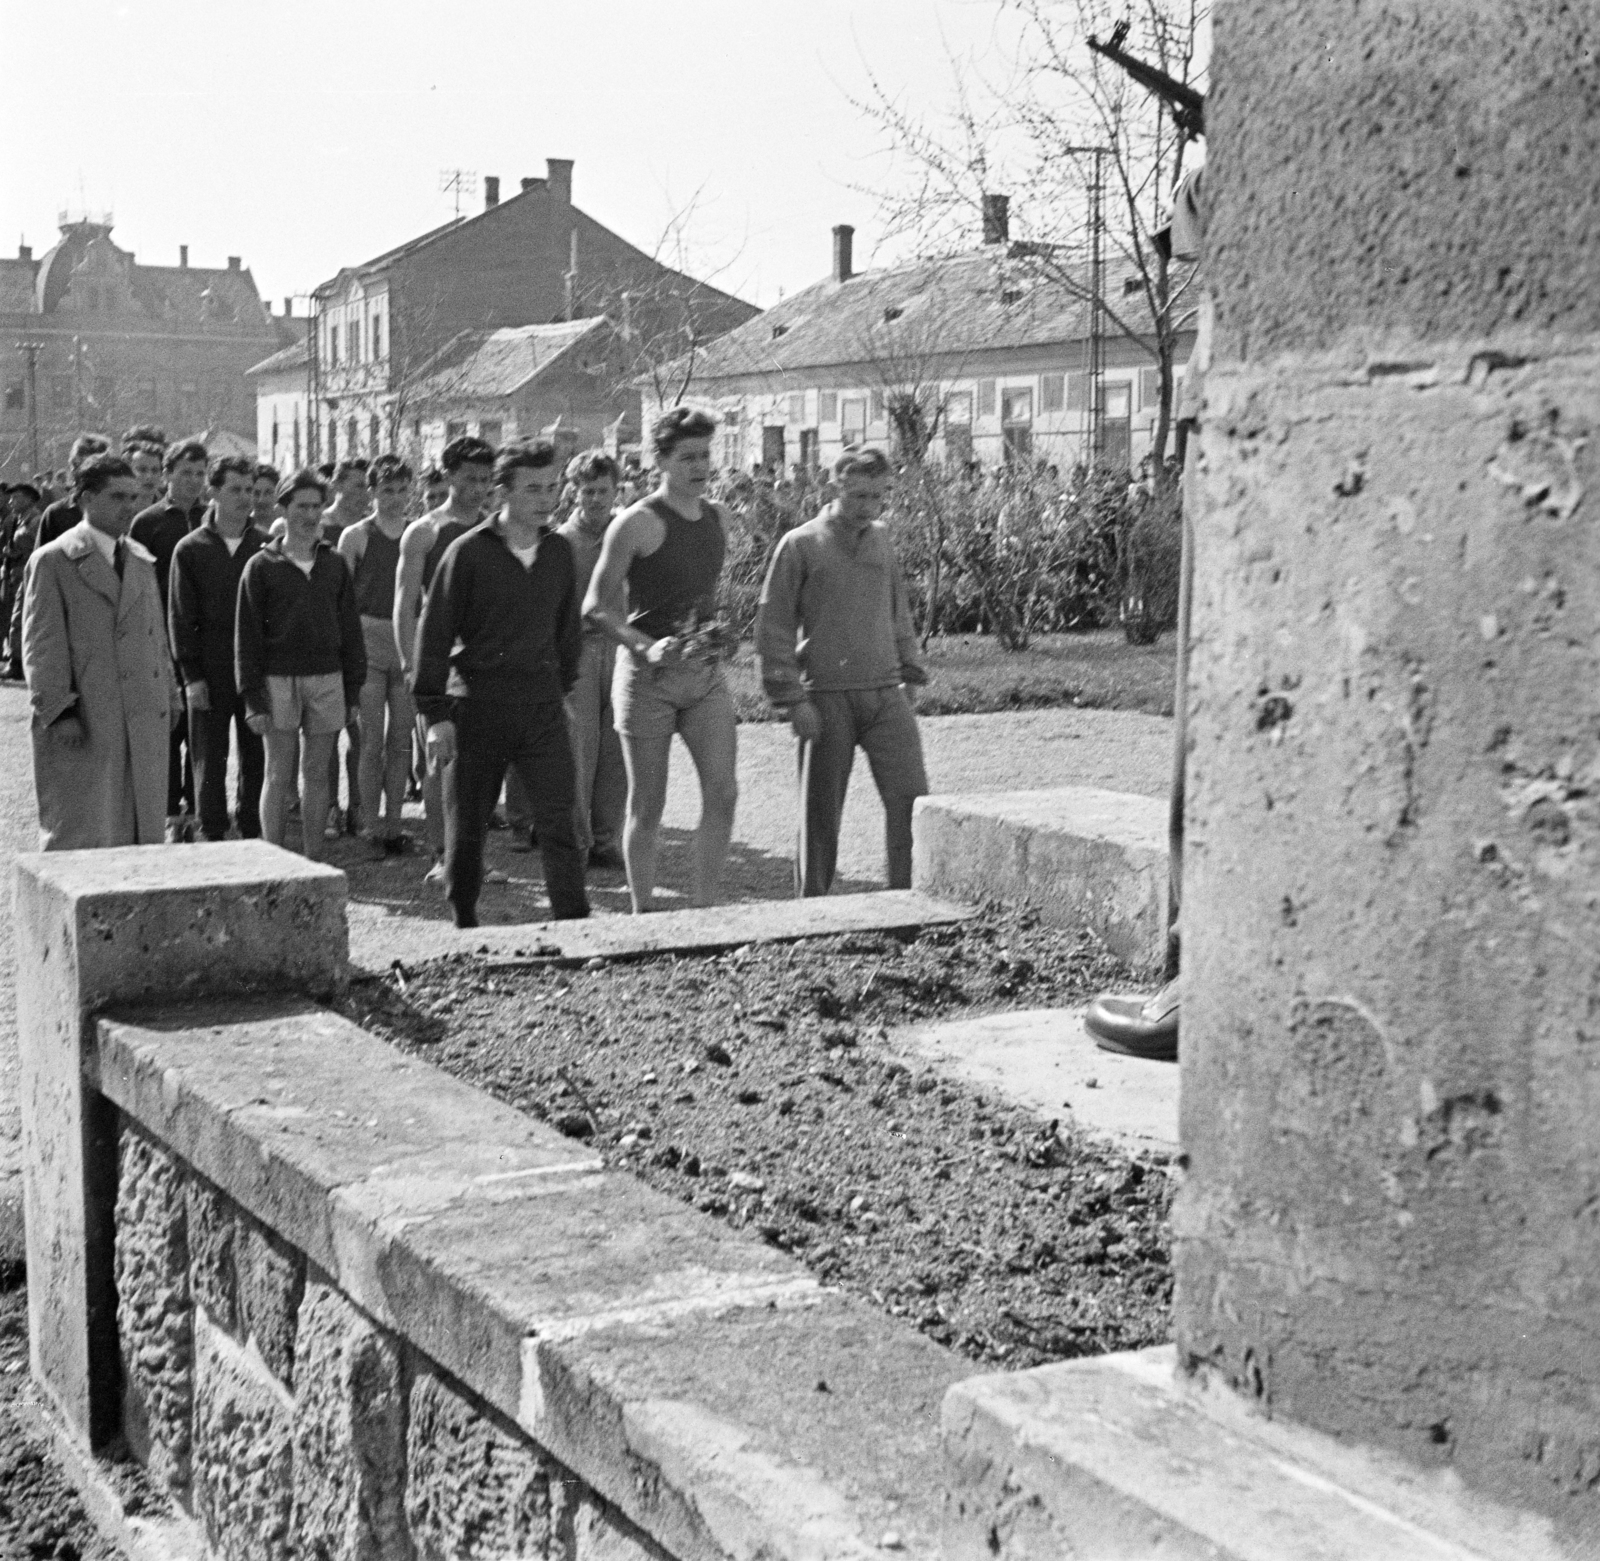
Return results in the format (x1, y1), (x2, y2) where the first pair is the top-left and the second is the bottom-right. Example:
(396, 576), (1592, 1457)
(10, 406), (932, 928)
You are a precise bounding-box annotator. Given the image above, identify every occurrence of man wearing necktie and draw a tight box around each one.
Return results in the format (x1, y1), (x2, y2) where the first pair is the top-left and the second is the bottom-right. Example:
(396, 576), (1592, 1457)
(21, 453), (179, 849)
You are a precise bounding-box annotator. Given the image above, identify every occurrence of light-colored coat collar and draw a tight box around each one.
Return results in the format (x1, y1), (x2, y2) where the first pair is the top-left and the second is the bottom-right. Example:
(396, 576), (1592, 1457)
(59, 517), (156, 566)
(61, 518), (156, 613)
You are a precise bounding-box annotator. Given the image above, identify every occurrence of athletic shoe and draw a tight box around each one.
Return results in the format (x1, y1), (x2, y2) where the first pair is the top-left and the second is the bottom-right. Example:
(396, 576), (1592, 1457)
(588, 844), (625, 871)
(483, 866), (509, 884)
(507, 830), (534, 853)
(423, 859), (446, 885)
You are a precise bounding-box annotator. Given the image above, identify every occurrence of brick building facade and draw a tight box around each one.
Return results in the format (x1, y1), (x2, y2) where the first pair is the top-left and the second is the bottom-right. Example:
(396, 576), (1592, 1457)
(299, 159), (757, 466)
(0, 216), (287, 481)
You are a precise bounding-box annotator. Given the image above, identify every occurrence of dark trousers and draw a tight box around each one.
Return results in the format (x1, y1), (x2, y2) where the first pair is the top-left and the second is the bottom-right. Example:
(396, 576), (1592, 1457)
(190, 693), (264, 842)
(167, 708), (194, 817)
(1164, 431), (1197, 983)
(443, 698), (589, 926)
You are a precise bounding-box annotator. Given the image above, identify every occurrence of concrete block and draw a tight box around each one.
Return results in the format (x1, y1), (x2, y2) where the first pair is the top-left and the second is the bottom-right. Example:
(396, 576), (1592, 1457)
(185, 1178), (238, 1337)
(292, 1280), (408, 1561)
(570, 1491), (668, 1561)
(941, 1347), (1572, 1561)
(913, 787), (1167, 968)
(236, 1219), (303, 1391)
(406, 1356), (554, 1561)
(191, 1309), (294, 1561)
(16, 842), (343, 1447)
(113, 1122), (192, 1495)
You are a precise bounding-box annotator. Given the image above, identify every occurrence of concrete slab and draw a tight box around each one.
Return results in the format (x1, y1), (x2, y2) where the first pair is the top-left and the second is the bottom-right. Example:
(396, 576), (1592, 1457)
(349, 888), (975, 973)
(942, 1347), (1572, 1561)
(888, 1006), (1178, 1157)
(913, 787), (1168, 970)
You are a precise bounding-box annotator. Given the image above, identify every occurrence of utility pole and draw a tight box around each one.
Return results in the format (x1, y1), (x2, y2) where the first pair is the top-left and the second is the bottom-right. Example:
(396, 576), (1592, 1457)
(16, 339), (43, 472)
(1064, 145), (1108, 468)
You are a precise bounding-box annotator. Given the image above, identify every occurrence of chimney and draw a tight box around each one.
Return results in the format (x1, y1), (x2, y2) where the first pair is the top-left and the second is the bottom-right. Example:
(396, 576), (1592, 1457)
(832, 224), (854, 284)
(547, 158), (573, 206)
(982, 193), (1010, 246)
(283, 297), (293, 318)
(17, 243), (31, 262)
(484, 175), (500, 209)
(179, 244), (189, 268)
(227, 255), (241, 271)
(521, 178), (539, 194)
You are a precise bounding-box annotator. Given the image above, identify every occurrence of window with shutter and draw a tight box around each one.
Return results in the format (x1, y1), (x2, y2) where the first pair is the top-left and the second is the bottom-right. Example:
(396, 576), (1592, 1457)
(977, 379), (996, 417)
(1065, 374), (1087, 412)
(819, 391), (838, 423)
(1041, 372), (1065, 413)
(1138, 367), (1161, 410)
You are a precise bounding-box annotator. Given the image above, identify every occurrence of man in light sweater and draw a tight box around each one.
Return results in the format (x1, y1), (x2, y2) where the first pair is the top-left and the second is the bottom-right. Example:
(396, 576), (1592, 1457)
(755, 446), (929, 897)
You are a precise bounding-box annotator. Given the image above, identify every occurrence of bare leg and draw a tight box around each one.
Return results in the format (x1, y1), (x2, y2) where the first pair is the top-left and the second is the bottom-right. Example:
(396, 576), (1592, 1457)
(619, 729), (671, 913)
(678, 694), (738, 909)
(299, 731), (338, 863)
(260, 732), (298, 847)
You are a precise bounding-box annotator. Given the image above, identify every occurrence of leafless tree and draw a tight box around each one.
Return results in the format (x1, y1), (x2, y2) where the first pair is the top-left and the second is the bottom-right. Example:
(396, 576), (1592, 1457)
(856, 0), (1207, 488)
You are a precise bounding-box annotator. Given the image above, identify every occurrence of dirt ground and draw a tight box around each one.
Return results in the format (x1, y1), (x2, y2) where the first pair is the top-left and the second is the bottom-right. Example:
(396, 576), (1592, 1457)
(341, 905), (1176, 1371)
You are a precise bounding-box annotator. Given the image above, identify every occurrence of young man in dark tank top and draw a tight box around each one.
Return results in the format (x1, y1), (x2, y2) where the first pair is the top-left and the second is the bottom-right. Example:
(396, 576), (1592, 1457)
(338, 455), (414, 854)
(584, 407), (737, 912)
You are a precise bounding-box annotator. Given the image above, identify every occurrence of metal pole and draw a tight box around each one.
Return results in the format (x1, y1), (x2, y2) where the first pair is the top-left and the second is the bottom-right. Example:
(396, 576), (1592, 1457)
(17, 341), (42, 472)
(1064, 144), (1109, 470)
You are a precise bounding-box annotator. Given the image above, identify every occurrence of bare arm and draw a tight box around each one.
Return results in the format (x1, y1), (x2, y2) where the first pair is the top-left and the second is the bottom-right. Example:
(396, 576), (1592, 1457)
(336, 522), (366, 578)
(392, 518), (433, 677)
(582, 505), (663, 657)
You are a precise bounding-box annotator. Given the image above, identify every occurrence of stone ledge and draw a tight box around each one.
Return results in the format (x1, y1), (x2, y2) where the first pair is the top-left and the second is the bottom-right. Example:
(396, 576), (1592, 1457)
(942, 1347), (1576, 1561)
(912, 788), (1168, 969)
(93, 997), (967, 1559)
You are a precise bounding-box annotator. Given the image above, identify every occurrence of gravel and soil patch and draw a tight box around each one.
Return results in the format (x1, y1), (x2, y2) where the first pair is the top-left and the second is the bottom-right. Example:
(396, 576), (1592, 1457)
(339, 907), (1176, 1371)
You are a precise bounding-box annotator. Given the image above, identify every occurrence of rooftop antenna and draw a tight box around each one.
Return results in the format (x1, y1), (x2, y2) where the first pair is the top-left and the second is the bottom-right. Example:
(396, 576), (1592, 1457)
(438, 168), (477, 218)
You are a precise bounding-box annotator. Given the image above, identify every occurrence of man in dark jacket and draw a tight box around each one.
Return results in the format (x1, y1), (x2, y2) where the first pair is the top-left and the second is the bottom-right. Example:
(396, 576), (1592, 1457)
(131, 437), (208, 837)
(412, 440), (588, 928)
(237, 469), (365, 862)
(170, 456), (265, 841)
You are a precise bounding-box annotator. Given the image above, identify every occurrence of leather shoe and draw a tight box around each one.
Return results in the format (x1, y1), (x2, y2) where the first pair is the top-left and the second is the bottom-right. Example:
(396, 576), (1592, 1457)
(1084, 977), (1179, 1061)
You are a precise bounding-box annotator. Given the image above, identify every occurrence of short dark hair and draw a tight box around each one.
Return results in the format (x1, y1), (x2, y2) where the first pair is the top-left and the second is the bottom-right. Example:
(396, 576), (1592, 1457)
(164, 438), (208, 473)
(441, 435), (496, 473)
(8, 482), (41, 505)
(317, 462), (335, 479)
(276, 468), (329, 507)
(124, 438), (165, 463)
(367, 454), (414, 488)
(332, 458), (369, 482)
(493, 440), (558, 487)
(833, 446), (892, 481)
(571, 449), (621, 486)
(651, 406), (716, 460)
(75, 454), (135, 497)
(253, 462), (280, 486)
(420, 465), (445, 489)
(69, 434), (112, 473)
(121, 424), (166, 451)
(208, 455), (256, 488)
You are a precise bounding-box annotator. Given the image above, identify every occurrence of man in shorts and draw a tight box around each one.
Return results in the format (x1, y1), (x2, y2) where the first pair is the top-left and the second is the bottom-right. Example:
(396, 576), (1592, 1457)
(394, 435), (497, 883)
(584, 407), (737, 912)
(555, 449), (627, 868)
(339, 454), (414, 854)
(412, 441), (587, 929)
(755, 446), (929, 896)
(319, 456), (370, 834)
(236, 468), (365, 862)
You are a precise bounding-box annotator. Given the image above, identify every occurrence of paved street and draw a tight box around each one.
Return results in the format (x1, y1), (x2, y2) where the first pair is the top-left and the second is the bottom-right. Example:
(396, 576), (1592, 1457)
(0, 686), (1172, 1270)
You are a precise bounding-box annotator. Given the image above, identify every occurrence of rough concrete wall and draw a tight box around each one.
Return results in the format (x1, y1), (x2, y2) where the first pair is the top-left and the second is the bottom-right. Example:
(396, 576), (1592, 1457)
(112, 1118), (664, 1559)
(293, 1281), (409, 1561)
(1206, 1), (1600, 360)
(115, 1126), (192, 1493)
(1175, 2), (1600, 1540)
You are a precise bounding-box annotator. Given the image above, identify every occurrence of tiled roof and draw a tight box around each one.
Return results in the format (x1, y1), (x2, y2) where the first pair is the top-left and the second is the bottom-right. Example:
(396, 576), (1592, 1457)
(684, 246), (1193, 383)
(247, 337), (310, 377)
(408, 319), (607, 401)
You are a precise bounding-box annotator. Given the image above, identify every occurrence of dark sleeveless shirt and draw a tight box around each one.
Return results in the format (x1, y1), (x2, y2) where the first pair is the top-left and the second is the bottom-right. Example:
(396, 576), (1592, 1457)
(625, 497), (725, 639)
(352, 523), (401, 619)
(422, 517), (472, 594)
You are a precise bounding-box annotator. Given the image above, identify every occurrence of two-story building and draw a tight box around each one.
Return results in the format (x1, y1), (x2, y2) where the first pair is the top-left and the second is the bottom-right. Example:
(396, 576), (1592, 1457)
(292, 159), (757, 467)
(648, 212), (1195, 476)
(0, 215), (286, 481)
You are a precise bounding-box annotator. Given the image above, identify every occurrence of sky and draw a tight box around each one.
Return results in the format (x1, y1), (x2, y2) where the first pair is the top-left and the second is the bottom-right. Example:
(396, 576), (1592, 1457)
(0, 0), (1041, 312)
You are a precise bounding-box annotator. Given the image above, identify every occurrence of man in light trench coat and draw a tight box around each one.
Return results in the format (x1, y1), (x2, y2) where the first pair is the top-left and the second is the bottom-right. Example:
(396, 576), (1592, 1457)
(23, 453), (179, 849)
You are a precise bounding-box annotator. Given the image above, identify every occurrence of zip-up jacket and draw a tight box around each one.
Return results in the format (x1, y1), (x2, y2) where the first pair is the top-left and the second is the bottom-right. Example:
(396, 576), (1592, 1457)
(169, 519), (264, 697)
(412, 520), (579, 724)
(235, 539), (366, 720)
